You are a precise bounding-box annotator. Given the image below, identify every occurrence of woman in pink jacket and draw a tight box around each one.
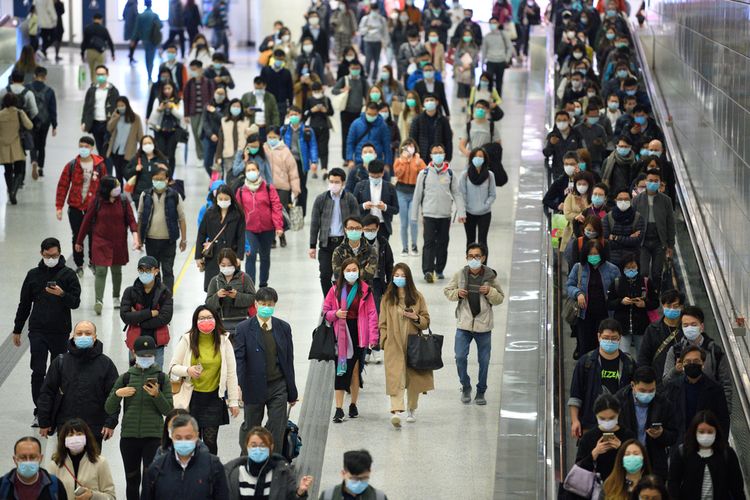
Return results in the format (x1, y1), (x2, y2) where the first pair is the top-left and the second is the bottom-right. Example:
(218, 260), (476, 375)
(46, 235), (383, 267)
(322, 257), (379, 424)
(235, 160), (284, 287)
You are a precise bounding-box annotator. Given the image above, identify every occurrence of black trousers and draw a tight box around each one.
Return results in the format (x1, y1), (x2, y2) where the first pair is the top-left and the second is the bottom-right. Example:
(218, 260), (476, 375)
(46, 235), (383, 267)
(120, 437), (160, 500)
(90, 120), (109, 158)
(318, 236), (344, 295)
(422, 217), (451, 274)
(242, 378), (288, 454)
(110, 153), (128, 185)
(3, 160), (24, 192)
(32, 123), (50, 168)
(340, 111), (360, 160)
(312, 125), (330, 171)
(155, 131), (179, 178)
(68, 207), (89, 268)
(641, 232), (666, 291)
(29, 331), (68, 414)
(295, 158), (309, 217)
(145, 238), (177, 292)
(464, 212), (492, 254)
(40, 28), (56, 55)
(486, 61), (508, 96)
(162, 29), (186, 57)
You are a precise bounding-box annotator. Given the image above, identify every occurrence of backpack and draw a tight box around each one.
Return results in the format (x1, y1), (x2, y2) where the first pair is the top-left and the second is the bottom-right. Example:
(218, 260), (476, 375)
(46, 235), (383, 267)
(323, 485), (385, 500)
(27, 84), (50, 125)
(281, 418), (302, 462)
(150, 18), (163, 45)
(4, 85), (32, 117)
(420, 166), (453, 205)
(466, 121), (507, 187)
(121, 371), (166, 389)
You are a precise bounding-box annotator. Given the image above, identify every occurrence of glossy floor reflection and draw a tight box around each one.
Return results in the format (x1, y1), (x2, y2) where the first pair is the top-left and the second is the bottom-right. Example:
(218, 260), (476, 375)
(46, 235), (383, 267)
(0, 46), (528, 499)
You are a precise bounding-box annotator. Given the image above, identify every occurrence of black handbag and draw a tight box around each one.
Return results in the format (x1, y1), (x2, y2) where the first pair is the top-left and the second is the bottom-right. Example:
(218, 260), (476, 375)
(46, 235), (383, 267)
(175, 126), (189, 144)
(17, 111), (33, 151)
(308, 318), (336, 361)
(407, 329), (444, 370)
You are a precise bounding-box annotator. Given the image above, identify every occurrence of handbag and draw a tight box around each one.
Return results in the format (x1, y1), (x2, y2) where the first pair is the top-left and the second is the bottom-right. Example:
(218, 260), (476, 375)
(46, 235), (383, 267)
(175, 126), (189, 144)
(331, 77), (350, 112)
(563, 266), (583, 325)
(504, 21), (518, 41)
(201, 223), (228, 259)
(562, 463), (602, 499)
(407, 329), (444, 370)
(288, 204), (304, 231)
(168, 367), (183, 396)
(309, 317), (337, 361)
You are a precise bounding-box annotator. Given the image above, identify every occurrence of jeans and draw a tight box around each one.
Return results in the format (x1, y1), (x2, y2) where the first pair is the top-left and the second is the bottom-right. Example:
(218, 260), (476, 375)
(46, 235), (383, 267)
(119, 437), (160, 500)
(241, 378), (288, 455)
(162, 29), (186, 57)
(318, 236), (344, 295)
(143, 42), (157, 82)
(145, 238), (177, 291)
(464, 212), (492, 255)
(212, 29), (230, 60)
(32, 123), (50, 168)
(486, 61), (508, 96)
(90, 120), (109, 158)
(396, 189), (418, 251)
(422, 217), (450, 274)
(245, 230), (274, 287)
(364, 41), (382, 81)
(202, 137), (218, 176)
(189, 113), (205, 160)
(94, 265), (123, 303)
(29, 331), (68, 413)
(454, 329), (492, 394)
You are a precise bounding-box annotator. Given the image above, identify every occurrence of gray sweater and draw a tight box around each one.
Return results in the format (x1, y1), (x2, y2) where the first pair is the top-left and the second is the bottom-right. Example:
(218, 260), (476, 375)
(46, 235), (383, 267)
(481, 30), (513, 64)
(332, 76), (367, 113)
(411, 165), (465, 220)
(459, 170), (496, 216)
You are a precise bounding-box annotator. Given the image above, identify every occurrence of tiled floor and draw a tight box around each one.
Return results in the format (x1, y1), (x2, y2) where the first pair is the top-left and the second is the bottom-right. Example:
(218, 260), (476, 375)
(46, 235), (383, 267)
(0, 46), (529, 499)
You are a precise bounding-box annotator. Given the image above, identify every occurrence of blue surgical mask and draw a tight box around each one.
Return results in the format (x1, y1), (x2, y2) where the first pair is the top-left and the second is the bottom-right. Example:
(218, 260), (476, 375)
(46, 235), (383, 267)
(624, 268), (638, 279)
(606, 33), (616, 40)
(586, 116), (599, 125)
(634, 115), (647, 126)
(472, 156), (485, 168)
(152, 180), (168, 191)
(616, 146), (631, 156)
(346, 479), (369, 495)
(365, 114), (377, 123)
(173, 439), (196, 456)
(79, 147), (91, 158)
(248, 446), (270, 463)
(683, 325), (701, 341)
(424, 101), (437, 111)
(136, 355), (155, 369)
(578, 162), (587, 171)
(74, 335), (94, 349)
(16, 461), (40, 479)
(634, 391), (655, 405)
(431, 153), (444, 164)
(622, 455), (644, 473)
(213, 63), (223, 71)
(467, 258), (482, 270)
(640, 148), (649, 158)
(584, 229), (598, 239)
(663, 307), (681, 320)
(166, 52), (176, 61)
(393, 276), (407, 288)
(230, 107), (242, 117)
(139, 272), (155, 285)
(267, 138), (280, 148)
(616, 69), (628, 79)
(646, 181), (660, 192)
(245, 171), (260, 182)
(344, 271), (359, 283)
(600, 339), (619, 354)
(591, 195), (604, 207)
(625, 89), (637, 96)
(362, 152), (376, 164)
(257, 305), (274, 318)
(346, 230), (362, 241)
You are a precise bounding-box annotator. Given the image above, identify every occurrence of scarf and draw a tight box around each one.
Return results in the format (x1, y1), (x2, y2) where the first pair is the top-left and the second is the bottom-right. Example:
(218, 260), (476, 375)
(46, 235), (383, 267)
(467, 164), (490, 185)
(614, 150), (635, 165)
(611, 206), (635, 224)
(245, 178), (262, 192)
(336, 283), (359, 375)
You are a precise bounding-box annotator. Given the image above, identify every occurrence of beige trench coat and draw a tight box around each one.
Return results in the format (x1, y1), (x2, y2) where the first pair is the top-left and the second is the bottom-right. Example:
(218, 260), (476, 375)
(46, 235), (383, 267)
(0, 107), (32, 164)
(378, 290), (433, 396)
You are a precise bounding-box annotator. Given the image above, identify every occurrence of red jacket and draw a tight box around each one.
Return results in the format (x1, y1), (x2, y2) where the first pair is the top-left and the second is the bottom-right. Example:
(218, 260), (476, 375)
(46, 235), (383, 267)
(236, 182), (284, 234)
(55, 155), (108, 211)
(76, 196), (138, 266)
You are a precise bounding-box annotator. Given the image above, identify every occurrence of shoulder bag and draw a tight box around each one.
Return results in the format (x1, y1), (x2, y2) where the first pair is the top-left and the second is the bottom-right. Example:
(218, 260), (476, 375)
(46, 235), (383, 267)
(407, 329), (444, 371)
(309, 315), (336, 361)
(563, 265), (583, 325)
(201, 222), (228, 259)
(331, 77), (350, 112)
(562, 463), (602, 499)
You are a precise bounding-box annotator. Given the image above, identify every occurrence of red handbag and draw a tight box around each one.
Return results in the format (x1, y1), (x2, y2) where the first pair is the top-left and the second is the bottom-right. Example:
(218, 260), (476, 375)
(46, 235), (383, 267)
(125, 303), (170, 349)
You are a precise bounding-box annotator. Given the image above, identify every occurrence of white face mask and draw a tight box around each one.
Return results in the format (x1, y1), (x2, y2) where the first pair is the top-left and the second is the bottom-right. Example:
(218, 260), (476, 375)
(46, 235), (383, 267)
(329, 182), (342, 194)
(564, 165), (576, 177)
(616, 200), (631, 211)
(142, 143), (155, 154)
(312, 92), (324, 99)
(43, 256), (60, 268)
(556, 121), (569, 131)
(597, 417), (618, 431)
(220, 266), (235, 276)
(217, 199), (231, 209)
(576, 184), (588, 194)
(696, 432), (716, 448)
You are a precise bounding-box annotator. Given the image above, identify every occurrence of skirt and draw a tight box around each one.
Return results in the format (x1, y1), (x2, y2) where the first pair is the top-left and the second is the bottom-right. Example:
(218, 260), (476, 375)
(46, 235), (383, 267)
(335, 318), (366, 391)
(189, 389), (229, 428)
(457, 83), (471, 99)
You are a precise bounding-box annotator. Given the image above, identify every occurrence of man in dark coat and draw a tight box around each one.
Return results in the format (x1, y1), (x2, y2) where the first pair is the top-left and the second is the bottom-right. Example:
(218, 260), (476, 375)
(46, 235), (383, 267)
(543, 110), (583, 178)
(354, 160), (399, 239)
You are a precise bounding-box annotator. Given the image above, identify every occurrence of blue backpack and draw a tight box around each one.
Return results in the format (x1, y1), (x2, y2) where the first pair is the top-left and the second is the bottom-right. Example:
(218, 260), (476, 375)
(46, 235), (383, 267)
(281, 419), (302, 462)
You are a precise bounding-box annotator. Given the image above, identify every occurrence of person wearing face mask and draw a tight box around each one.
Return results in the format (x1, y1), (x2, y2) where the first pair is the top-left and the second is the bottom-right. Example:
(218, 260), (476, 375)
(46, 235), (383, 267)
(12, 237), (81, 427)
(378, 263), (430, 426)
(639, 139), (676, 206)
(543, 151), (580, 212)
(231, 135), (274, 191)
(330, 1), (358, 61)
(304, 82), (334, 178)
(344, 103), (392, 172)
(37, 321), (119, 446)
(392, 139), (426, 256)
(614, 95), (638, 137)
(80, 65), (119, 158)
(261, 50), (295, 123)
(183, 60), (217, 163)
(626, 107), (665, 156)
(226, 427), (312, 499)
(0, 437), (65, 499)
(233, 287), (299, 451)
(614, 366), (677, 479)
(408, 93), (453, 167)
(301, 11), (330, 66)
(264, 126), (301, 216)
(188, 34), (215, 69)
(543, 110), (583, 177)
(467, 72), (503, 117)
(602, 187), (645, 268)
(601, 136), (637, 196)
(203, 52), (235, 90)
(145, 68), (174, 127)
(458, 100), (501, 156)
(200, 88), (229, 176)
(632, 168), (674, 290)
(206, 249), (256, 334)
(667, 410), (745, 499)
(168, 306), (240, 456)
(422, 1), (451, 48)
(148, 81), (186, 177)
(56, 137), (108, 277)
(161, 0), (186, 58)
(600, 439), (651, 500)
(158, 44), (189, 94)
(602, 62), (631, 100)
(331, 216), (379, 283)
(637, 289), (684, 381)
(28, 66), (58, 179)
(105, 336), (172, 500)
(353, 160), (398, 240)
(137, 167), (187, 291)
(141, 414), (230, 500)
(565, 214), (610, 269)
(75, 176), (139, 314)
(397, 90), (421, 143)
(295, 35), (325, 83)
(214, 99), (252, 180)
(396, 31), (424, 84)
(574, 105), (609, 171)
(196, 184), (246, 291)
(280, 106), (319, 219)
(444, 243), (504, 405)
(452, 30), (479, 112)
(241, 77), (281, 142)
(320, 450), (388, 500)
(129, 0), (162, 81)
(362, 214), (394, 313)
(459, 148), (497, 254)
(560, 72), (586, 103)
(450, 8), (482, 49)
(561, 171), (594, 251)
(106, 97), (144, 185)
(80, 13), (115, 85)
(663, 346), (730, 444)
(516, 0), (541, 60)
(412, 64), (450, 116)
(332, 60), (368, 159)
(123, 135), (167, 207)
(323, 258), (379, 423)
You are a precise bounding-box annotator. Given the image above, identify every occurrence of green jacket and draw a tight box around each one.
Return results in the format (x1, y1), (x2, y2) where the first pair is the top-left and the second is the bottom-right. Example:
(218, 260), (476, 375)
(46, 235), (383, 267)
(105, 365), (173, 439)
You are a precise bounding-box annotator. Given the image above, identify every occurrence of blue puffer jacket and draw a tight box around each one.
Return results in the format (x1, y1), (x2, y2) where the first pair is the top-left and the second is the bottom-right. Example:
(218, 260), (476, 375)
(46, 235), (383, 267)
(566, 261), (621, 320)
(345, 114), (393, 165)
(280, 123), (319, 173)
(231, 151), (273, 184)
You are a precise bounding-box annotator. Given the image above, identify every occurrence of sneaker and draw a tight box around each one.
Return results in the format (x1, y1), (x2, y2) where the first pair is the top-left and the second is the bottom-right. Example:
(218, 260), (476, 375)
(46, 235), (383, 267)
(410, 247), (419, 256)
(348, 403), (359, 419)
(76, 267), (84, 279)
(271, 240), (277, 249)
(333, 408), (345, 423)
(436, 272), (445, 280)
(94, 300), (103, 316)
(461, 387), (472, 404)
(406, 410), (416, 423)
(31, 162), (39, 180)
(113, 297), (121, 309)
(280, 235), (287, 247)
(390, 413), (402, 428)
(372, 350), (383, 364)
(88, 263), (96, 276)
(424, 273), (434, 283)
(31, 416), (39, 428)
(401, 249), (409, 257)
(38, 167), (44, 178)
(475, 392), (487, 406)
(322, 172), (329, 180)
(365, 352), (372, 364)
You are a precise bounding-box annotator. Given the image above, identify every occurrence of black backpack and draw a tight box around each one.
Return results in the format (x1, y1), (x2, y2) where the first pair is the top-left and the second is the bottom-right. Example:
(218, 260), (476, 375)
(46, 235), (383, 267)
(27, 84), (50, 125)
(4, 85), (32, 117)
(466, 121), (507, 187)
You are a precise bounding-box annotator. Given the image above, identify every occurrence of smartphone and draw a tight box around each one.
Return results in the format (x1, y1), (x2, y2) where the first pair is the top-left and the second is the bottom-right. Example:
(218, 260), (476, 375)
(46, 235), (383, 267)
(404, 307), (413, 313)
(74, 487), (86, 495)
(650, 422), (662, 428)
(146, 377), (158, 386)
(602, 432), (615, 441)
(46, 281), (57, 288)
(224, 285), (233, 292)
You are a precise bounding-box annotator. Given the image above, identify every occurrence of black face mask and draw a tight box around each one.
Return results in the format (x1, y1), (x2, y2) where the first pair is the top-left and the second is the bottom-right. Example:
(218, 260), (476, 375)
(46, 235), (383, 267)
(684, 363), (703, 379)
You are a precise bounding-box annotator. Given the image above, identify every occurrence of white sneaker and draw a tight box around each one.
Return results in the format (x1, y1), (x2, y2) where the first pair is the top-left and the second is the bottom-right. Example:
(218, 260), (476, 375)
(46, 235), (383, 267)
(372, 350), (383, 364)
(406, 410), (416, 423)
(365, 352), (372, 364)
(410, 247), (419, 256)
(400, 249), (409, 257)
(390, 413), (402, 428)
(113, 297), (121, 309)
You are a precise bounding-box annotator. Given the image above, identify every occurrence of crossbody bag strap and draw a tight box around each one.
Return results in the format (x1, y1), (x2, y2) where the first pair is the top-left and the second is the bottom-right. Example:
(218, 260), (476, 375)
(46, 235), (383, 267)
(654, 328), (678, 360)
(62, 463), (84, 488)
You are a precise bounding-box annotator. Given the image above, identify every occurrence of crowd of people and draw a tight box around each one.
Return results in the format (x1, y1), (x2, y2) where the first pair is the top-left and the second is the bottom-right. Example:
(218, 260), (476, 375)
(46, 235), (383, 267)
(0, 0), (524, 498)
(545, 1), (747, 499)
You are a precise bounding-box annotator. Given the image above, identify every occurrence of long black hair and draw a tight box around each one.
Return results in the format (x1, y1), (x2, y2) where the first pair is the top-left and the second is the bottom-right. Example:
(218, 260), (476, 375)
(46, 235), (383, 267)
(98, 175), (119, 199)
(116, 96), (137, 123)
(208, 184), (240, 216)
(187, 305), (227, 359)
(243, 133), (267, 161)
(383, 262), (418, 308)
(684, 410), (727, 456)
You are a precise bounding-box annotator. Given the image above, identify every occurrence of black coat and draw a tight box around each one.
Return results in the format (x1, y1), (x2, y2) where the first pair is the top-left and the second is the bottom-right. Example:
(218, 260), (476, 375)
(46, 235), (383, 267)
(606, 274), (659, 337)
(615, 386), (677, 478)
(13, 257), (81, 335)
(200, 101), (229, 140)
(662, 374), (730, 444)
(601, 207), (645, 267)
(413, 79), (450, 117)
(573, 426), (635, 489)
(542, 173), (571, 211)
(123, 152), (170, 204)
(301, 25), (330, 64)
(120, 277), (174, 341)
(37, 339), (119, 434)
(353, 180), (399, 236)
(637, 319), (683, 386)
(542, 127), (583, 178)
(141, 444), (229, 500)
(668, 444), (745, 500)
(81, 84), (119, 131)
(408, 112), (453, 162)
(195, 206), (246, 291)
